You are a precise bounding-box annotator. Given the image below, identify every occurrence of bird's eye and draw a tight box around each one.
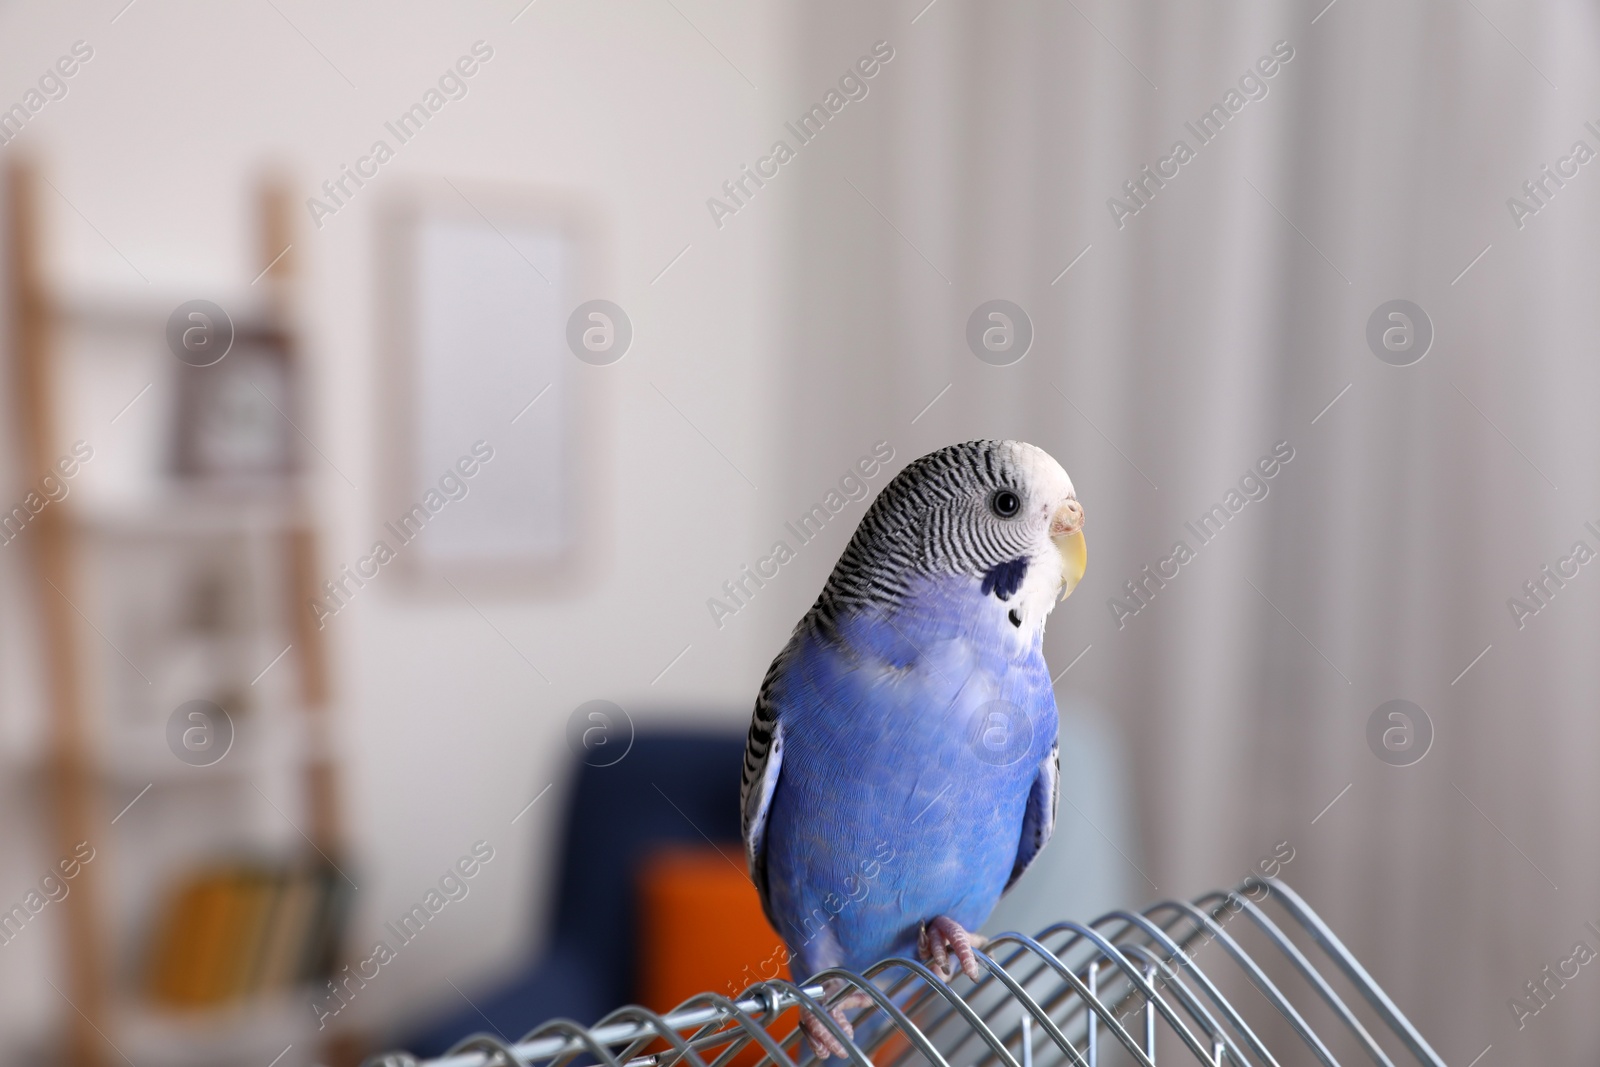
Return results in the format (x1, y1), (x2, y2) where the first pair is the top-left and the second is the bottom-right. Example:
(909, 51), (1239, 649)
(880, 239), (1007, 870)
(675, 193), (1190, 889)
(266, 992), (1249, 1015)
(990, 489), (1021, 518)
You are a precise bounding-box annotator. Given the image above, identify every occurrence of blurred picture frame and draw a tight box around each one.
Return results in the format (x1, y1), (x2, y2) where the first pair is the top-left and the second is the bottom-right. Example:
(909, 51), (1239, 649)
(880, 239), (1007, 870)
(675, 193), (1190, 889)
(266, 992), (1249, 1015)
(172, 326), (297, 482)
(378, 180), (610, 593)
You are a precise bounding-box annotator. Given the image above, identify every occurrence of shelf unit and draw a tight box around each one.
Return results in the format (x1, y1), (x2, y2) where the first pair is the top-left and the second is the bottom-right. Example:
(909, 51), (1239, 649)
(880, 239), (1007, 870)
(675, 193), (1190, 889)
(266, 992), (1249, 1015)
(3, 160), (350, 1067)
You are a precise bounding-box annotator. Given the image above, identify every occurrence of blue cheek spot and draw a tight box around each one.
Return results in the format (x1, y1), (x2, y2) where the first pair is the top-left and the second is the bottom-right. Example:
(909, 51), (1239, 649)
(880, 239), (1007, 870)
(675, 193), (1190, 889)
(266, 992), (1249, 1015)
(980, 557), (1029, 601)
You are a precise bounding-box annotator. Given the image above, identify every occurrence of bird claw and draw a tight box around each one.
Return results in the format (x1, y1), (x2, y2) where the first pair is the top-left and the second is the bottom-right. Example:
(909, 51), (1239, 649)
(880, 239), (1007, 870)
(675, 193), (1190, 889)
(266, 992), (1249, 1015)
(919, 915), (986, 983)
(801, 984), (872, 1060)
(800, 1007), (851, 1060)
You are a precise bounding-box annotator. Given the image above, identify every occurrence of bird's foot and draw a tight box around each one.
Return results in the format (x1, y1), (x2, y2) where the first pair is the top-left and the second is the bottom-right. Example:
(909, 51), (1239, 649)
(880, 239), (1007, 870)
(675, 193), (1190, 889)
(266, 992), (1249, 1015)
(918, 915), (986, 982)
(800, 980), (872, 1060)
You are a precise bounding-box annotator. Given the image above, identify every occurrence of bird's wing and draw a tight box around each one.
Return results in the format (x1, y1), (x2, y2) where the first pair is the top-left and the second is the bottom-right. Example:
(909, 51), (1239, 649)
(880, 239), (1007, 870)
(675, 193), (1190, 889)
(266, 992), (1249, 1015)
(1006, 740), (1059, 892)
(740, 656), (787, 908)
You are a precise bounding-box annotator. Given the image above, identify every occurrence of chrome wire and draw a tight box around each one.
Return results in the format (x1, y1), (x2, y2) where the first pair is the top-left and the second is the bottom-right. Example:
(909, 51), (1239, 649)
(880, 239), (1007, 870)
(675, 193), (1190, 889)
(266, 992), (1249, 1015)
(364, 879), (1441, 1067)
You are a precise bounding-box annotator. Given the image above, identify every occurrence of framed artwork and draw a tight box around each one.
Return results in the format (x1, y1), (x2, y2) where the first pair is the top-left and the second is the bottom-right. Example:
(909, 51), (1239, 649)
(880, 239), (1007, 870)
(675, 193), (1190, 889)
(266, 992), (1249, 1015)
(171, 326), (296, 481)
(378, 181), (609, 592)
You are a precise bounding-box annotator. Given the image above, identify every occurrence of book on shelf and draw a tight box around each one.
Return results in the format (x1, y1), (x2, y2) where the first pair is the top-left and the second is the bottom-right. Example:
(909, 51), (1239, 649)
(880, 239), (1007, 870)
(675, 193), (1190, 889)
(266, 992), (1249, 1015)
(251, 864), (319, 992)
(142, 858), (350, 1010)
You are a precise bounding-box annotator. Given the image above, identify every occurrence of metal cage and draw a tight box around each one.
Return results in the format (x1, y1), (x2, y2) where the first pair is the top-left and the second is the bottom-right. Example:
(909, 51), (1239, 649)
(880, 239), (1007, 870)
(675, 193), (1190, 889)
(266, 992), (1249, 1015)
(365, 878), (1445, 1067)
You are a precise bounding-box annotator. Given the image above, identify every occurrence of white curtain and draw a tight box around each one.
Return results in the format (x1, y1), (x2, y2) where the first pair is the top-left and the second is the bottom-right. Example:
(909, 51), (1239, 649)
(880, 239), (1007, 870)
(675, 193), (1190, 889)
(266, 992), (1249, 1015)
(774, 0), (1600, 1057)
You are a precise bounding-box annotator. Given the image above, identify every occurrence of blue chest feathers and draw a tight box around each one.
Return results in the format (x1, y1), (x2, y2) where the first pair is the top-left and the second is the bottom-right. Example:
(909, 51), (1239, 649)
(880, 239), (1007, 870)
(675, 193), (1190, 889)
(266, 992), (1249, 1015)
(761, 577), (1058, 973)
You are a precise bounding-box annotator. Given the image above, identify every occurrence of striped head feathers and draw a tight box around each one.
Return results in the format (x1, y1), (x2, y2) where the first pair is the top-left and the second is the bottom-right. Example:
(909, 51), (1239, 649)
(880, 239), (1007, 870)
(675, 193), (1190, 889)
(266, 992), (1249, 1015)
(813, 440), (1086, 631)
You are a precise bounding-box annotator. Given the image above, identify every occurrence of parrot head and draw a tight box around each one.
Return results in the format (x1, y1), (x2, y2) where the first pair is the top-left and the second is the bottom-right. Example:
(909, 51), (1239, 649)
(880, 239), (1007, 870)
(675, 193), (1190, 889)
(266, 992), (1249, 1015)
(822, 440), (1085, 633)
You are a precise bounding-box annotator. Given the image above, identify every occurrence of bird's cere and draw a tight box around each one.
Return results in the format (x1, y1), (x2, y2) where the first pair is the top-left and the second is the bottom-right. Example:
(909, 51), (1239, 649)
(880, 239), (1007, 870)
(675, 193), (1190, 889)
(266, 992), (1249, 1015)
(1049, 497), (1087, 600)
(1050, 498), (1084, 536)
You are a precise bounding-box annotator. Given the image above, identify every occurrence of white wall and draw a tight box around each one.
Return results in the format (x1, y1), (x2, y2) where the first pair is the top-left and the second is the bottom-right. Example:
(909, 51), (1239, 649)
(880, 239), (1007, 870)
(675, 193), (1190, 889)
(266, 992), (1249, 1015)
(0, 0), (805, 1050)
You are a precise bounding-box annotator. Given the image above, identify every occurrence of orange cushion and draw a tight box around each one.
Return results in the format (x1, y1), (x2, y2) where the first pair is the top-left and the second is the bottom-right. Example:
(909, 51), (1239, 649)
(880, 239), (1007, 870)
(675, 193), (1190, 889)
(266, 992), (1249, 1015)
(636, 845), (790, 1014)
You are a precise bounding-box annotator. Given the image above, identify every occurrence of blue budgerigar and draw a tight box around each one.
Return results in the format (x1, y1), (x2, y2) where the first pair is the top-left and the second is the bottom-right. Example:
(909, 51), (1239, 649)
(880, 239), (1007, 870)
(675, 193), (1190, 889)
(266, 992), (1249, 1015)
(739, 440), (1087, 1056)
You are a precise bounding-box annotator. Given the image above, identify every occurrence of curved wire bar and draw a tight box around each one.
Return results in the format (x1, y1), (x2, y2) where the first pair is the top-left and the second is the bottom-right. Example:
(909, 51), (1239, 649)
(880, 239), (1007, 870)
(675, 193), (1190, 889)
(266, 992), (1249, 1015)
(1105, 909), (1278, 1067)
(443, 1034), (528, 1067)
(678, 989), (800, 1067)
(468, 1016), (624, 1067)
(801, 966), (954, 1067)
(1011, 911), (1173, 1041)
(756, 978), (877, 1067)
(593, 1003), (713, 1067)
(1046, 921), (1217, 1065)
(851, 956), (1022, 1067)
(910, 915), (1159, 1065)
(966, 945), (1092, 1067)
(1114, 943), (1254, 1067)
(899, 933), (1138, 1067)
(1150, 900), (1343, 1067)
(664, 992), (769, 1067)
(982, 932), (1154, 1067)
(888, 912), (1144, 1051)
(1194, 890), (1397, 1067)
(1249, 880), (1449, 1067)
(363, 881), (1446, 1067)
(897, 910), (1154, 1062)
(379, 986), (824, 1067)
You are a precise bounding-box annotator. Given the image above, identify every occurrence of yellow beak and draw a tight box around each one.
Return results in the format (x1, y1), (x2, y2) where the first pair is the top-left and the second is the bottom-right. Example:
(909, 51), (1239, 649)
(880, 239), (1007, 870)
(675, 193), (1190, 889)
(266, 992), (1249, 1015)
(1054, 528), (1087, 601)
(1050, 499), (1086, 601)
